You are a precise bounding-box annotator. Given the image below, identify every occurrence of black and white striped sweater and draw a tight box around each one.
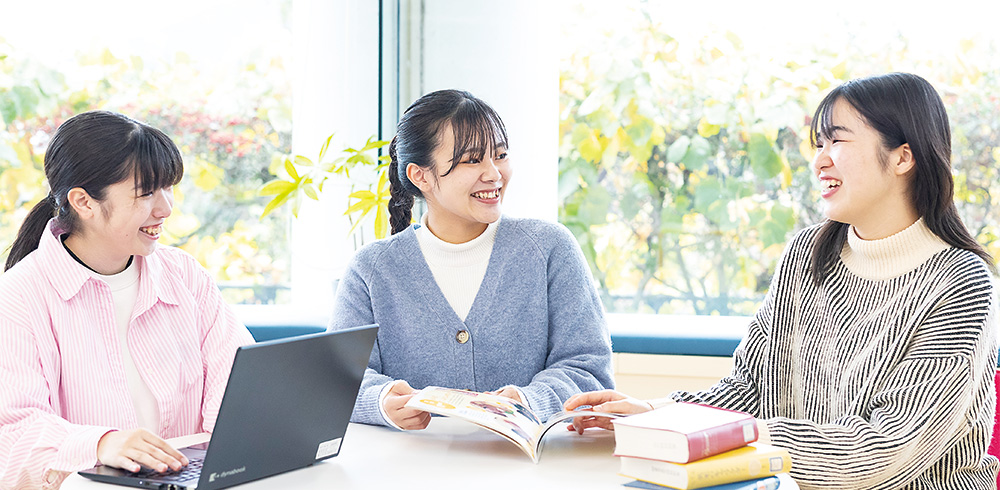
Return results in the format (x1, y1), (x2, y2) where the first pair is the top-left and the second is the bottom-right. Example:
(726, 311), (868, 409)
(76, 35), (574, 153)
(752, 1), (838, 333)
(674, 219), (998, 489)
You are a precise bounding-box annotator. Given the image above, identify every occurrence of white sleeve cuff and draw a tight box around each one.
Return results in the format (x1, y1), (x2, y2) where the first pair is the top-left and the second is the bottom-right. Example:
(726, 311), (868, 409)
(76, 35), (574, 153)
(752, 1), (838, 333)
(648, 397), (677, 409)
(510, 386), (531, 411)
(377, 380), (405, 431)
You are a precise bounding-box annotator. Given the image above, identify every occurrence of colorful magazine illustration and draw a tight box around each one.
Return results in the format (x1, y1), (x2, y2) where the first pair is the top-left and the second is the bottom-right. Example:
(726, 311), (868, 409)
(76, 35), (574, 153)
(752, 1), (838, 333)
(404, 386), (621, 463)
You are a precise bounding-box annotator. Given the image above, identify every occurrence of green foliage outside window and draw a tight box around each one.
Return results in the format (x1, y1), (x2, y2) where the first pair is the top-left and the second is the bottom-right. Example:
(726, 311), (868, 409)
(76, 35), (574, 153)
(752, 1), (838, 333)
(559, 6), (1000, 315)
(0, 40), (293, 304)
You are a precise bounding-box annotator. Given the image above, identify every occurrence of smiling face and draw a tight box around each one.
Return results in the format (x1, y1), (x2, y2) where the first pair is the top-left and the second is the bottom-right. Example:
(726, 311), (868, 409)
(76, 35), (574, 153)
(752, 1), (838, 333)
(64, 178), (174, 274)
(409, 123), (512, 243)
(812, 98), (918, 239)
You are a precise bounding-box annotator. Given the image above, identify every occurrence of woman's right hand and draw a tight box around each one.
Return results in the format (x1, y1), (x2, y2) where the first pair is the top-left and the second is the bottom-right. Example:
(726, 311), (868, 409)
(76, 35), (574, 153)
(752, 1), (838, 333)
(383, 380), (431, 430)
(96, 428), (188, 473)
(563, 389), (654, 434)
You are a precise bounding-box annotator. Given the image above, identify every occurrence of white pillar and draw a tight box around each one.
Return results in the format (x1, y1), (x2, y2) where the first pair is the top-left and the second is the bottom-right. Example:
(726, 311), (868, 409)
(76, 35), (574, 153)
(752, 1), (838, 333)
(290, 0), (380, 312)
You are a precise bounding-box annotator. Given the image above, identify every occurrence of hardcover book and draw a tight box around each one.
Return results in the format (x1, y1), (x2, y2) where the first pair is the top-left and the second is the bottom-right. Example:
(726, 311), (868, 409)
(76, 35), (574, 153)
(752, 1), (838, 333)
(624, 475), (781, 490)
(618, 443), (792, 490)
(612, 402), (758, 463)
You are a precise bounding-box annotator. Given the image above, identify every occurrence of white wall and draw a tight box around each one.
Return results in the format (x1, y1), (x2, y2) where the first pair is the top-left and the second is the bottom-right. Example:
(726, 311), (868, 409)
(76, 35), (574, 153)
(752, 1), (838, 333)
(288, 0), (560, 314)
(415, 0), (560, 221)
(290, 0), (381, 310)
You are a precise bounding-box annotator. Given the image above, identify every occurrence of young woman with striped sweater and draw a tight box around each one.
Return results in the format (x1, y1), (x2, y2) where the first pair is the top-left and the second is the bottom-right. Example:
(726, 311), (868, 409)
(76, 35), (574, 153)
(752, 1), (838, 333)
(565, 73), (998, 489)
(0, 111), (254, 489)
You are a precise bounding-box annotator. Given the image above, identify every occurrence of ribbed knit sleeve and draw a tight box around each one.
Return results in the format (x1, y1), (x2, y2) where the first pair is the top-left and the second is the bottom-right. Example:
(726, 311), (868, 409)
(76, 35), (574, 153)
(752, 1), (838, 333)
(329, 239), (395, 427)
(513, 220), (615, 418)
(673, 224), (998, 489)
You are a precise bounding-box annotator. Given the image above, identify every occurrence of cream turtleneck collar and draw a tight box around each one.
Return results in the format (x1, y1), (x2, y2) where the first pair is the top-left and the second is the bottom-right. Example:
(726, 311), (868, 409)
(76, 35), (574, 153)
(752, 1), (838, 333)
(840, 218), (950, 281)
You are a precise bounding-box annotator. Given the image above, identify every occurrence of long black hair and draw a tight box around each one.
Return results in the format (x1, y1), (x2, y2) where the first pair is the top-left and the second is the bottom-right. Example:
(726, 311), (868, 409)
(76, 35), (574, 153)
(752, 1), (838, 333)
(4, 110), (183, 271)
(808, 72), (994, 283)
(387, 89), (508, 234)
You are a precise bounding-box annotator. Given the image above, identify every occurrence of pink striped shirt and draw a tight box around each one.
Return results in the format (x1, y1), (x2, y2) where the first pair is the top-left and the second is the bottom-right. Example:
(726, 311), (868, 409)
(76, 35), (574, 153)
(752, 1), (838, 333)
(0, 221), (254, 489)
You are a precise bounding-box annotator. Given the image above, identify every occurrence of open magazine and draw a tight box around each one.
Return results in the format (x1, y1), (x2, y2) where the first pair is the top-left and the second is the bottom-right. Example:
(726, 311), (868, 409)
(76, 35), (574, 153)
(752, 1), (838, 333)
(404, 386), (622, 463)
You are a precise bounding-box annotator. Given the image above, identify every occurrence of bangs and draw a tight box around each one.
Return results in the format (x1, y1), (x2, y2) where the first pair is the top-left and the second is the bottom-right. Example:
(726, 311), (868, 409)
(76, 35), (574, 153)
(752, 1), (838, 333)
(809, 89), (841, 148)
(126, 125), (184, 194)
(443, 98), (508, 174)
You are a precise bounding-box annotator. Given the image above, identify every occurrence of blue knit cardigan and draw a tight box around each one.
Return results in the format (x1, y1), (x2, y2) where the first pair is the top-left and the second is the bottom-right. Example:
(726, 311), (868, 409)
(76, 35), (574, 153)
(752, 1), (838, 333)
(329, 216), (615, 426)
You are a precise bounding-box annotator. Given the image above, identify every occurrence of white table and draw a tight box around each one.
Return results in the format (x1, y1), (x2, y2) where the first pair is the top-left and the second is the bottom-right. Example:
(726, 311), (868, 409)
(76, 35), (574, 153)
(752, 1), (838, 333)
(64, 418), (799, 489)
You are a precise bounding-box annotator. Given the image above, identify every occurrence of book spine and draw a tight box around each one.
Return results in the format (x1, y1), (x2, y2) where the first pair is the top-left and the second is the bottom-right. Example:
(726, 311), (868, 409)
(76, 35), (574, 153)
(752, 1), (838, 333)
(688, 420), (758, 461)
(686, 451), (790, 488)
(620, 450), (791, 490)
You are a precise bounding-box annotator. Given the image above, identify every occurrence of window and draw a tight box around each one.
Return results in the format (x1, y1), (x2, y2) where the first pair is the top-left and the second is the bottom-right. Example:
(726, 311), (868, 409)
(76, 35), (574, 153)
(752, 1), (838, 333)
(558, 0), (1000, 315)
(0, 0), (293, 304)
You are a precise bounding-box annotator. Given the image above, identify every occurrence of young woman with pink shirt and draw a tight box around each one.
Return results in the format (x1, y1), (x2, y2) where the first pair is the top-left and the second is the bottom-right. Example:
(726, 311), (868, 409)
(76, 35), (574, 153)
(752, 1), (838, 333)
(0, 111), (254, 489)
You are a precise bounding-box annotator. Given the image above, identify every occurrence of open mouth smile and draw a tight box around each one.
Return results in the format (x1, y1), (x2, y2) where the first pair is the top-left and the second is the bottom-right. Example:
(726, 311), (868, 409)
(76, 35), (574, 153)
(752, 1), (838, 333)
(139, 224), (162, 238)
(471, 188), (502, 200)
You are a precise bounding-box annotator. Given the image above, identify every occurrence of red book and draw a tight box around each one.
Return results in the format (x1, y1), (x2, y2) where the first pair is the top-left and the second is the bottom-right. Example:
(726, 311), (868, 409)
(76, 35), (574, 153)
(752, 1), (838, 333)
(612, 402), (758, 463)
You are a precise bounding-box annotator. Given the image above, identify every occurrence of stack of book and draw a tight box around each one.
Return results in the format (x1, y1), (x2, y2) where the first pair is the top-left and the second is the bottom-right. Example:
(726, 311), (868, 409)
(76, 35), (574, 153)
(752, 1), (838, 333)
(612, 402), (791, 490)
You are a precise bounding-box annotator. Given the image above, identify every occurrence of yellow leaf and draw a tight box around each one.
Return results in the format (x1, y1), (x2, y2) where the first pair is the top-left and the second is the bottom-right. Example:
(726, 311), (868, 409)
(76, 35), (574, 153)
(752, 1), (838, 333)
(830, 60), (848, 81)
(344, 198), (372, 216)
(193, 161), (224, 192)
(650, 125), (666, 146)
(348, 190), (376, 200)
(318, 133), (335, 162)
(285, 158), (300, 180)
(781, 154), (793, 189)
(374, 205), (388, 239)
(260, 193), (291, 219)
(697, 118), (720, 138)
(268, 154), (284, 176)
(346, 207), (374, 235)
(259, 180), (294, 196)
(798, 138), (816, 162)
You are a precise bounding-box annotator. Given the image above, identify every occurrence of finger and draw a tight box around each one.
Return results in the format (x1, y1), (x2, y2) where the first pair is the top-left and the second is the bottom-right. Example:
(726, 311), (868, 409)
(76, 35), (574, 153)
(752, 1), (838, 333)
(108, 455), (142, 473)
(141, 433), (189, 467)
(593, 398), (648, 415)
(141, 442), (187, 471)
(123, 448), (169, 473)
(390, 380), (415, 395)
(399, 410), (432, 430)
(570, 417), (615, 432)
(564, 390), (620, 410)
(383, 393), (414, 412)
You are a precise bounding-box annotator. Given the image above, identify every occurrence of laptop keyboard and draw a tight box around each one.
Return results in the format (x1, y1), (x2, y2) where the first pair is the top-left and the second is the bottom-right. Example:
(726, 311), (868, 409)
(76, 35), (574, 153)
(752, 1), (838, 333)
(133, 457), (203, 482)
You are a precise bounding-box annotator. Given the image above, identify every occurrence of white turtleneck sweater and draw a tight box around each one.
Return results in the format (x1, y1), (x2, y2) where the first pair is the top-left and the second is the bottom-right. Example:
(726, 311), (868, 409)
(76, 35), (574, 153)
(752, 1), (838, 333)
(673, 219), (999, 489)
(85, 259), (160, 432)
(414, 214), (498, 321)
(379, 215), (506, 428)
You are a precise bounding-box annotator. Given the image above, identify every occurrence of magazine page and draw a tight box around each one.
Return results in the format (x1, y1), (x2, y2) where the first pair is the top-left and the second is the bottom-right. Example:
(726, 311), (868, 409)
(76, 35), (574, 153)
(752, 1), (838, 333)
(405, 386), (544, 457)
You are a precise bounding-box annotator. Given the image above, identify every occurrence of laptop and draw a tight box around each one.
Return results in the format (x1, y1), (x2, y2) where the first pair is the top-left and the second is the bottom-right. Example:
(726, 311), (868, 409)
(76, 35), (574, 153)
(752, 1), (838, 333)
(79, 324), (378, 489)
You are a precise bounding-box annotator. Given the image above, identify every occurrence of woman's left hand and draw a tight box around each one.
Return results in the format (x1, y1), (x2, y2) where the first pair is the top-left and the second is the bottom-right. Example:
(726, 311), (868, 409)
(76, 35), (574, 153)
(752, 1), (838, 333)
(485, 386), (524, 404)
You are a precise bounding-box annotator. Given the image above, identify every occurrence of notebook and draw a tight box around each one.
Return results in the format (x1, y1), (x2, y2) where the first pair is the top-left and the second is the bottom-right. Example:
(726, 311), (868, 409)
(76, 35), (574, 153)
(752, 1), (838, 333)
(79, 324), (378, 489)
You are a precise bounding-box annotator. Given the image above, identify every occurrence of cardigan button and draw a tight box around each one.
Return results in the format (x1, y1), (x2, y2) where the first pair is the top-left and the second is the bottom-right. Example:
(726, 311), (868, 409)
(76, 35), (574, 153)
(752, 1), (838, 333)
(456, 330), (470, 344)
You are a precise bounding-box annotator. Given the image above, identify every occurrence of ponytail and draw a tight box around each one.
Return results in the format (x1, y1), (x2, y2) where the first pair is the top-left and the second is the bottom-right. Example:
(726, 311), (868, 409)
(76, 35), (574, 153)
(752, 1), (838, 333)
(387, 137), (416, 235)
(4, 110), (184, 271)
(387, 89), (508, 236)
(5, 195), (57, 271)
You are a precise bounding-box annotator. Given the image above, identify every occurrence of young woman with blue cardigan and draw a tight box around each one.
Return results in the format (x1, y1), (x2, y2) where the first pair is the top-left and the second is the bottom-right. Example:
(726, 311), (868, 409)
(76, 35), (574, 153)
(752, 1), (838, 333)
(329, 90), (614, 430)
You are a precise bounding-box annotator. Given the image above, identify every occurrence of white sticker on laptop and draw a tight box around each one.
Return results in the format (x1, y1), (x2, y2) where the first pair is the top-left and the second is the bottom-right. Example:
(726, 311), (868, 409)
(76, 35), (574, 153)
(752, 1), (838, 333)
(316, 438), (342, 459)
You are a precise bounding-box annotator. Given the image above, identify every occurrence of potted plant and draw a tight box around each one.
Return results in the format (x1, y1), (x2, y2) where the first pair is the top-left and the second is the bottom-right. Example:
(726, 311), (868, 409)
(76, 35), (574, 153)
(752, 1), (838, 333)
(259, 134), (392, 242)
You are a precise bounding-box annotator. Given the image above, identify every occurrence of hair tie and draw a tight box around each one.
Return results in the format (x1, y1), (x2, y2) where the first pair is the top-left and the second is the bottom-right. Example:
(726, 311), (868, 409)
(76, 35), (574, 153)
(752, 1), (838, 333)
(44, 193), (57, 208)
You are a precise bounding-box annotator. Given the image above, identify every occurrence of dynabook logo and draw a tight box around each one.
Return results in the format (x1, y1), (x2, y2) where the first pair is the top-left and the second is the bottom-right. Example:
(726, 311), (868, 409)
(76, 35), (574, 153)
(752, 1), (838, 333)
(208, 467), (246, 483)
